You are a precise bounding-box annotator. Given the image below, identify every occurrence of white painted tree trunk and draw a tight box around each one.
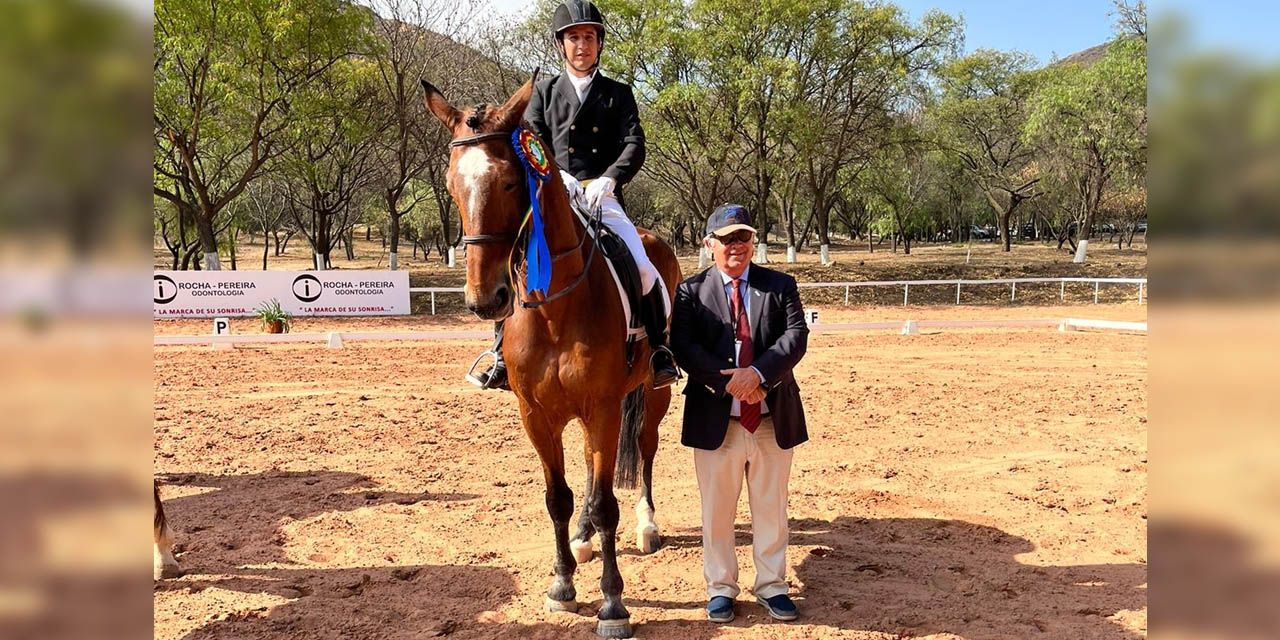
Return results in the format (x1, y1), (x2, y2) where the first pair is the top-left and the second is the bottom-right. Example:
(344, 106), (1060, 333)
(314, 252), (326, 270)
(820, 244), (830, 265)
(203, 252), (221, 271)
(756, 243), (768, 264)
(698, 246), (708, 269)
(1073, 239), (1089, 263)
(389, 251), (398, 270)
(786, 245), (796, 263)
(448, 247), (457, 267)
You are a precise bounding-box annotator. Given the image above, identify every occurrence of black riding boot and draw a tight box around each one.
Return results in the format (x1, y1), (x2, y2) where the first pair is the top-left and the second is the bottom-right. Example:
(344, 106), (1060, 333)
(641, 285), (680, 389)
(468, 320), (510, 391)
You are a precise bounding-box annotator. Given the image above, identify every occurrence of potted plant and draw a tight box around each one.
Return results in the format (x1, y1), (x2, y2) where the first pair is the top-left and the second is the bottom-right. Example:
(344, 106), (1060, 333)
(255, 299), (292, 334)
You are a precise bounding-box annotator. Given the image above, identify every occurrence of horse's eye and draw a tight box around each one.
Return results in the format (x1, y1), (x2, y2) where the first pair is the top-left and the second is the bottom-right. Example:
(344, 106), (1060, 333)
(503, 183), (517, 192)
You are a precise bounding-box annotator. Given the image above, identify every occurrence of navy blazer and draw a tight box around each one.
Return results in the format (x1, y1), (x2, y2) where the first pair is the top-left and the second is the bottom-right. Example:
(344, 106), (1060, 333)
(671, 264), (809, 450)
(523, 72), (645, 187)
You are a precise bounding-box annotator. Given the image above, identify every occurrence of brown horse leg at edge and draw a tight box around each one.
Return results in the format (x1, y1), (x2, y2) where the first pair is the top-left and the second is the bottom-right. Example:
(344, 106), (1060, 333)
(422, 73), (680, 639)
(154, 480), (182, 579)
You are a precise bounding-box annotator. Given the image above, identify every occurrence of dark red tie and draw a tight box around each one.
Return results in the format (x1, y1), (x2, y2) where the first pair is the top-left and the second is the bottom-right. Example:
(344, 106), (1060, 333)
(731, 278), (761, 433)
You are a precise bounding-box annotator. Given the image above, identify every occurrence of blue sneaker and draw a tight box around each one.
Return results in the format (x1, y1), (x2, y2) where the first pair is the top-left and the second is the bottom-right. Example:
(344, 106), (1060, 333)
(706, 596), (735, 623)
(756, 594), (798, 621)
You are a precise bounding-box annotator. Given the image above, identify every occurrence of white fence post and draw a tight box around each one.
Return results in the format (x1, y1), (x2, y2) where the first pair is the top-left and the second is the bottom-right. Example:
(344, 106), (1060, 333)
(1060, 281), (1065, 301)
(903, 284), (909, 306)
(1138, 282), (1144, 305)
(844, 285), (850, 306)
(431, 292), (437, 315)
(1011, 282), (1016, 301)
(1094, 281), (1100, 304)
(956, 283), (961, 304)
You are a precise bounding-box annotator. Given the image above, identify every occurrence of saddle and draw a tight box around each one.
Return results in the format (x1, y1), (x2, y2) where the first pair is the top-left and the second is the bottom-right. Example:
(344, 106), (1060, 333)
(569, 199), (647, 354)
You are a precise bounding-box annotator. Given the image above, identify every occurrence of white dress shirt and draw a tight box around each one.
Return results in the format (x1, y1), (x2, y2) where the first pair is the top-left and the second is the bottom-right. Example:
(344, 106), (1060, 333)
(566, 68), (596, 103)
(719, 266), (769, 417)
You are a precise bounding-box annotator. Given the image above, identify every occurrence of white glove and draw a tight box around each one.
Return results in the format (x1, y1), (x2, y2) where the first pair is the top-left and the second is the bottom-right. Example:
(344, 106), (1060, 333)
(560, 170), (584, 203)
(584, 176), (616, 211)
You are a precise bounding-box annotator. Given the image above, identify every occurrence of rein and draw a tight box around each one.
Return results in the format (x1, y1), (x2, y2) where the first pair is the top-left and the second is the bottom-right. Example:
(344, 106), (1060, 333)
(449, 124), (601, 310)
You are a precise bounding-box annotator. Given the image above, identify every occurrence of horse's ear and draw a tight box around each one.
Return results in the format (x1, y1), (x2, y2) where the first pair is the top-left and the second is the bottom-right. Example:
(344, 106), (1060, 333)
(497, 68), (540, 129)
(421, 79), (462, 131)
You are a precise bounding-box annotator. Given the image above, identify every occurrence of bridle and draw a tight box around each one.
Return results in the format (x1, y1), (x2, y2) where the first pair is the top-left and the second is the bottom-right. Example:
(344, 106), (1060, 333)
(447, 118), (602, 309)
(450, 129), (521, 247)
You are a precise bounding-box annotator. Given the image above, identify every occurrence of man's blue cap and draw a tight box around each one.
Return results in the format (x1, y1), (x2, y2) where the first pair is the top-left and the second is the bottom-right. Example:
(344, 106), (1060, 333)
(706, 203), (755, 236)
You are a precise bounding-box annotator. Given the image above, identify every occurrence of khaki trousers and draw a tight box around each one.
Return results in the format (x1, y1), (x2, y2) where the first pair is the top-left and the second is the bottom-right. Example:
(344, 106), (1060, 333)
(693, 416), (794, 599)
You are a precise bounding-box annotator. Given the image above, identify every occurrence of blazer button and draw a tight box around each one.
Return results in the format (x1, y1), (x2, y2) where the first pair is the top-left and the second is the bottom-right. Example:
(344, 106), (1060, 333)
(592, 148), (598, 153)
(592, 126), (599, 132)
(570, 125), (576, 130)
(568, 147), (575, 154)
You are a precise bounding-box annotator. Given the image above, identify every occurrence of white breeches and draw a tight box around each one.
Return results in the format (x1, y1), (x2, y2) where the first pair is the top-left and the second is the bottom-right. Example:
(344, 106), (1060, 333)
(595, 193), (669, 318)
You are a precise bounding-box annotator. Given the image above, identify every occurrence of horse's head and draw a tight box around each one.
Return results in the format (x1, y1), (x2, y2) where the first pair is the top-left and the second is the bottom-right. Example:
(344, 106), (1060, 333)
(421, 74), (539, 320)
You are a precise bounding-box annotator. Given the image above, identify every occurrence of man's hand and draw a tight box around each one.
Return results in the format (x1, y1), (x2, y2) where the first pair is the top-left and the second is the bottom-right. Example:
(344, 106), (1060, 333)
(560, 170), (584, 203)
(741, 386), (767, 405)
(720, 367), (760, 399)
(584, 176), (615, 211)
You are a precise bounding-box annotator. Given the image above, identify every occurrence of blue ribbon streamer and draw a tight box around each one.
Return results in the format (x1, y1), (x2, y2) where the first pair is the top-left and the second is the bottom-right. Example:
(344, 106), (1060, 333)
(511, 128), (552, 296)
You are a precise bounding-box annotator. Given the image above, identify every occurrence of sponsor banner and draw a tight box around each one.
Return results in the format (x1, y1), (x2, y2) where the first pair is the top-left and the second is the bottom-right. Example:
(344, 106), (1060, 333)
(153, 271), (410, 318)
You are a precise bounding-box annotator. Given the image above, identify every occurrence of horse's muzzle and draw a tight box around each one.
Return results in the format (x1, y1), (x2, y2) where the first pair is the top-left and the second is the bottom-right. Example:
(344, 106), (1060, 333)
(468, 283), (513, 320)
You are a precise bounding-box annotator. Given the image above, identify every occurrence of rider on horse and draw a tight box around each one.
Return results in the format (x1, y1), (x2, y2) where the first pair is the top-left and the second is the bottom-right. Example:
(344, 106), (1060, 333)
(471, 0), (679, 391)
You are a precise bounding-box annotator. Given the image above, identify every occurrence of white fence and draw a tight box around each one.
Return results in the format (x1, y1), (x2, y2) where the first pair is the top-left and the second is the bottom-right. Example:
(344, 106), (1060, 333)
(797, 277), (1147, 306)
(154, 316), (1145, 348)
(410, 277), (1147, 314)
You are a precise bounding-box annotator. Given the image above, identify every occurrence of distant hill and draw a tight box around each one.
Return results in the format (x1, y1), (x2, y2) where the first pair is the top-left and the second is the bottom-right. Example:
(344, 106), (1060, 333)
(1053, 36), (1140, 68)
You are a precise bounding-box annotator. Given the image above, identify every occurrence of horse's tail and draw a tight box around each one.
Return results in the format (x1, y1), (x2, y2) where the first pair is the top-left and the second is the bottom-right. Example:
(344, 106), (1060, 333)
(614, 385), (646, 490)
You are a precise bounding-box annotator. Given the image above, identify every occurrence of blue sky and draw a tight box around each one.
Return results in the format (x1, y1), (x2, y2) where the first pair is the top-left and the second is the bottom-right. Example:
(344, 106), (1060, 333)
(893, 0), (1117, 65)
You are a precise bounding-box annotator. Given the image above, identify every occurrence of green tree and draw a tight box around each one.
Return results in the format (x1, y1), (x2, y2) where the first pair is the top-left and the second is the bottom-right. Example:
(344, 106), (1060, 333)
(279, 58), (384, 270)
(935, 49), (1042, 252)
(1025, 31), (1146, 260)
(153, 0), (371, 269)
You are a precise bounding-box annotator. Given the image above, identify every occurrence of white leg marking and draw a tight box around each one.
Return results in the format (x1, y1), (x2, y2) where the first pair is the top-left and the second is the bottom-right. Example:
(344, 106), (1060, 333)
(571, 536), (594, 563)
(635, 497), (659, 553)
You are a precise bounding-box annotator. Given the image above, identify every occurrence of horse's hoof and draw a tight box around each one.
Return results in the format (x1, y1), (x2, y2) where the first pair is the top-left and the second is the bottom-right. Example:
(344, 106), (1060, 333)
(595, 617), (633, 639)
(571, 537), (594, 563)
(635, 525), (660, 554)
(544, 596), (579, 614)
(155, 563), (183, 580)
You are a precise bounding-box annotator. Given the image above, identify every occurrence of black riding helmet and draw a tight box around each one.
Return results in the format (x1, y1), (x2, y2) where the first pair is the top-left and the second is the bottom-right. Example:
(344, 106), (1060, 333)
(552, 1), (605, 67)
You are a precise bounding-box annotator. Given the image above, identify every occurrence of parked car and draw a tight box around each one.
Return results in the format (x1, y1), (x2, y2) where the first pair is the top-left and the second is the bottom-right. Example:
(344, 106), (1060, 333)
(969, 225), (993, 240)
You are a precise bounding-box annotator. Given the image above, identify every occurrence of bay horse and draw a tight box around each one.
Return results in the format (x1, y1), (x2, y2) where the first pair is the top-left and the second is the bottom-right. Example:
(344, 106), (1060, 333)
(154, 480), (181, 579)
(421, 74), (679, 639)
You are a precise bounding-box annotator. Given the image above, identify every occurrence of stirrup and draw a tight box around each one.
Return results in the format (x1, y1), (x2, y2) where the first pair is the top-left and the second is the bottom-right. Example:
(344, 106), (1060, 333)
(465, 350), (500, 389)
(649, 345), (681, 389)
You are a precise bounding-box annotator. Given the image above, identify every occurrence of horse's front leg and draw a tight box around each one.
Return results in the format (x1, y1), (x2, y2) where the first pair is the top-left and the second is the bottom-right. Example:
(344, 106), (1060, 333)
(520, 407), (579, 612)
(586, 408), (632, 638)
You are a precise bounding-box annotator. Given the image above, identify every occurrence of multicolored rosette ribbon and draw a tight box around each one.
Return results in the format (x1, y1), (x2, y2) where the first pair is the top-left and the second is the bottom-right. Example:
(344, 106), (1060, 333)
(511, 127), (553, 296)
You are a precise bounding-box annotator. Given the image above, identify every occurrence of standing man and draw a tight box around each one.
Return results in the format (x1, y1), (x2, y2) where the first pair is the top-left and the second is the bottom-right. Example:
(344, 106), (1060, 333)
(671, 203), (810, 623)
(469, 0), (678, 391)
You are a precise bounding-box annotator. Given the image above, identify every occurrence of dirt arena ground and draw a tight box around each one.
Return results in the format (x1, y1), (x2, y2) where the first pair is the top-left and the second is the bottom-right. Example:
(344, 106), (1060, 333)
(154, 303), (1147, 640)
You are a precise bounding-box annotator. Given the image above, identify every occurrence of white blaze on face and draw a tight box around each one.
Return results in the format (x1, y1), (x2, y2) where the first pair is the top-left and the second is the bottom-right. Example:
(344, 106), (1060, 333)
(456, 147), (494, 219)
